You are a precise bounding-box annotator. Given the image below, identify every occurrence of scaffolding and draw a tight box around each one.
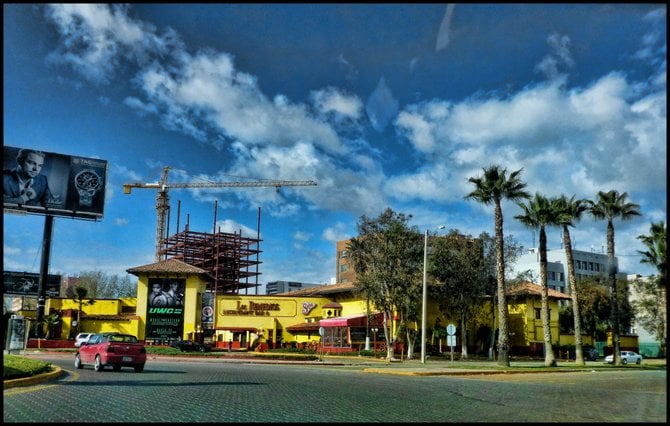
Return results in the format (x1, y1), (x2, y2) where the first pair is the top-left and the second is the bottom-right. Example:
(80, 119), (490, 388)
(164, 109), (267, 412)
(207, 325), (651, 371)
(161, 228), (262, 294)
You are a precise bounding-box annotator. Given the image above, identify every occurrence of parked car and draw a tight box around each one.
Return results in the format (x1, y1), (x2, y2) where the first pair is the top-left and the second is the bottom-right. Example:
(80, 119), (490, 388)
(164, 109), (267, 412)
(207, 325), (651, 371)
(74, 332), (94, 348)
(75, 332), (146, 372)
(605, 350), (642, 365)
(170, 339), (211, 353)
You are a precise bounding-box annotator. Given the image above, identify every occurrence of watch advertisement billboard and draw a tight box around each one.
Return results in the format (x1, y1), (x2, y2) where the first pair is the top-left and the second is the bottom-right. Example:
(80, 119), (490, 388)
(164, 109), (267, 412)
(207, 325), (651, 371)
(3, 145), (107, 220)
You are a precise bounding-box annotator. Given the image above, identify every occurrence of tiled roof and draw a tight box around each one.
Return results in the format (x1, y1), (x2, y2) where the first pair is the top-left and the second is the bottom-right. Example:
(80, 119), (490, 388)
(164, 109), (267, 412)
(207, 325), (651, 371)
(285, 321), (321, 332)
(279, 281), (357, 296)
(126, 258), (210, 276)
(507, 281), (571, 300)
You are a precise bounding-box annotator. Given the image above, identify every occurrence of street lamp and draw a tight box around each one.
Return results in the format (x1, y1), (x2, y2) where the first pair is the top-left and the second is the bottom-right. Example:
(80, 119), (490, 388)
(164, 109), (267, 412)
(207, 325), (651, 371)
(421, 225), (445, 364)
(371, 327), (378, 352)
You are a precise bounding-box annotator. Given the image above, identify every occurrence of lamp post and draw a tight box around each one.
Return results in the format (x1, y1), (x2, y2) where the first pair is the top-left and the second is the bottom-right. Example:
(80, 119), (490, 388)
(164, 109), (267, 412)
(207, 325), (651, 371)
(372, 327), (378, 352)
(421, 225), (445, 364)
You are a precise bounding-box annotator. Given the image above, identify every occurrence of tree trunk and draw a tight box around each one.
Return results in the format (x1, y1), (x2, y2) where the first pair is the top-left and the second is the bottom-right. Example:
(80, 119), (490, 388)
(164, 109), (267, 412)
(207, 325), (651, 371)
(460, 310), (468, 359)
(608, 221), (622, 366)
(406, 330), (415, 359)
(540, 225), (557, 367)
(564, 226), (584, 365)
(495, 202), (510, 366)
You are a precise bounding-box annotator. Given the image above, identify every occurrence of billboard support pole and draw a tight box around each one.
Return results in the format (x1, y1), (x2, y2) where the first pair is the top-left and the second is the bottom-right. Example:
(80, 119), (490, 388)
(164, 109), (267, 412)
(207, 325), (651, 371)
(35, 214), (54, 338)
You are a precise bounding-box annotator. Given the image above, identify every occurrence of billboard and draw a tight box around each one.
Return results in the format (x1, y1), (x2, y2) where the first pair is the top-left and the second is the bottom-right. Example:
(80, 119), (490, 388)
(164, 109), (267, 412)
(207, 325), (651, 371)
(145, 278), (185, 343)
(3, 271), (62, 297)
(3, 145), (107, 220)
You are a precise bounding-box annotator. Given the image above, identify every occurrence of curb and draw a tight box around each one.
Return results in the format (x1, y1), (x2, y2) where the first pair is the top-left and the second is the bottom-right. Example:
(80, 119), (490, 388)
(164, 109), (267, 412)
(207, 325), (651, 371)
(3, 366), (64, 389)
(361, 368), (591, 376)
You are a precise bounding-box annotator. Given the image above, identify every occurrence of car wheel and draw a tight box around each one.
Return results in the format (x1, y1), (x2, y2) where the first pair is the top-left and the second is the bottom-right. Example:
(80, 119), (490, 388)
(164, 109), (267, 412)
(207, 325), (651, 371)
(94, 355), (104, 372)
(134, 364), (145, 373)
(622, 358), (628, 365)
(74, 354), (83, 369)
(112, 364), (122, 372)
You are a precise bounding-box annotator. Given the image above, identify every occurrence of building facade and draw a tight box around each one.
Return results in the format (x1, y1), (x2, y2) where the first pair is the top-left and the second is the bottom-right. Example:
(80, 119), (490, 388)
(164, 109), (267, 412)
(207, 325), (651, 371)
(510, 247), (623, 294)
(265, 281), (323, 295)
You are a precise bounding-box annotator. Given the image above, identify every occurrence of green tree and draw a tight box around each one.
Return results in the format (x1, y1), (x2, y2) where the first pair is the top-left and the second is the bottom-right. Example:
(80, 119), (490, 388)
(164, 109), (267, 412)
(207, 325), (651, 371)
(515, 193), (557, 367)
(552, 195), (589, 365)
(348, 208), (423, 360)
(74, 271), (137, 298)
(637, 221), (667, 357)
(43, 313), (61, 339)
(588, 190), (641, 365)
(430, 230), (488, 359)
(466, 165), (530, 366)
(631, 275), (666, 357)
(575, 277), (612, 341)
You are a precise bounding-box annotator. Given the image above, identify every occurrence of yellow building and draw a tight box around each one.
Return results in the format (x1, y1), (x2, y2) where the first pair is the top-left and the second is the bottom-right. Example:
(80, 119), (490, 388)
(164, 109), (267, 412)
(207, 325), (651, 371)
(28, 254), (582, 357)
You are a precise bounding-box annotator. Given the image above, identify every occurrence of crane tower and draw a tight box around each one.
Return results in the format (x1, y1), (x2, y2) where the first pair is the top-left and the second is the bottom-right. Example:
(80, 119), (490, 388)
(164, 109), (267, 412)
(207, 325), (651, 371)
(123, 166), (317, 261)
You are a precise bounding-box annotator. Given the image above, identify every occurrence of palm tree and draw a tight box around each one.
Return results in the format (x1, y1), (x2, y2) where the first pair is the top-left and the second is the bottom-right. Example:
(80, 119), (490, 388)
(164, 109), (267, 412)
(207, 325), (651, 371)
(637, 221), (667, 357)
(515, 193), (557, 367)
(43, 313), (61, 339)
(588, 190), (641, 366)
(72, 286), (95, 336)
(637, 221), (667, 287)
(466, 165), (530, 366)
(552, 195), (589, 366)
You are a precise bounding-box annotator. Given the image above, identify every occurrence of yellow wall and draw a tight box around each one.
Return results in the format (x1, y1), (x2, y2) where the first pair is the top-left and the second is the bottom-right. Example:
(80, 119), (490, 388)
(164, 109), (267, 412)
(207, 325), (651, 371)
(48, 298), (122, 315)
(36, 274), (634, 354)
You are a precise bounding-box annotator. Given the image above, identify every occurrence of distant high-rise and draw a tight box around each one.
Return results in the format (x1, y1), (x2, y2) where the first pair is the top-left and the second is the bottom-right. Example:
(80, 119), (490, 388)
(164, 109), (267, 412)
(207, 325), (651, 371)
(510, 247), (623, 294)
(265, 281), (323, 295)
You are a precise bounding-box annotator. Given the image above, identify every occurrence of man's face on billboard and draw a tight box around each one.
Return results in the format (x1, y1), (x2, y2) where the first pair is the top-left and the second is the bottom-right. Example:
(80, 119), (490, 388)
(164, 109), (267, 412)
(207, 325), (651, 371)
(21, 153), (45, 178)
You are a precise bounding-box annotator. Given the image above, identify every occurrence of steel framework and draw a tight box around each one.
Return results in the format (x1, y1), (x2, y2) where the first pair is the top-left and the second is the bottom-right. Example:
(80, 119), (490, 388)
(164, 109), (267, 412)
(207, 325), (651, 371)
(161, 228), (262, 294)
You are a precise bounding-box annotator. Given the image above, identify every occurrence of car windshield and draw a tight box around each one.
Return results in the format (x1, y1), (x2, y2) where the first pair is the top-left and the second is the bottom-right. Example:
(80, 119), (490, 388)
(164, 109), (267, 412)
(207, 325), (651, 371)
(106, 334), (138, 343)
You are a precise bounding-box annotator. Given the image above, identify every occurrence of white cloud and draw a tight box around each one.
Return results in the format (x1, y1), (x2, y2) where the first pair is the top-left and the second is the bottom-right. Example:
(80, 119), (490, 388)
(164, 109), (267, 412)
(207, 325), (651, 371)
(310, 87), (362, 119)
(322, 223), (352, 243)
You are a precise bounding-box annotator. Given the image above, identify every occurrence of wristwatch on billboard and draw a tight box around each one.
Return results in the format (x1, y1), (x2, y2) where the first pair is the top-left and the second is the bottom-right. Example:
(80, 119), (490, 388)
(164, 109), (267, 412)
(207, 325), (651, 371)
(74, 169), (103, 206)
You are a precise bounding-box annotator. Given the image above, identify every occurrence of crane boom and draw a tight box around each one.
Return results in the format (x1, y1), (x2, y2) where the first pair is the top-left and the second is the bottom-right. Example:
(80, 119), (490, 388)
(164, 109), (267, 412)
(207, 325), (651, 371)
(122, 166), (317, 261)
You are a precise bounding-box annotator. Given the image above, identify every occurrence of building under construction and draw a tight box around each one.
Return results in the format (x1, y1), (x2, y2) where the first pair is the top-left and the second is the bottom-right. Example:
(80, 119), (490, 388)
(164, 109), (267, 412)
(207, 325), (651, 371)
(160, 227), (262, 294)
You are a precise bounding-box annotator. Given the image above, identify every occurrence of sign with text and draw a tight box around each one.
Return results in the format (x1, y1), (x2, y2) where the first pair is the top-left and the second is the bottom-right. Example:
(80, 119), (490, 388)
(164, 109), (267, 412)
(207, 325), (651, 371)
(3, 145), (107, 220)
(145, 278), (185, 342)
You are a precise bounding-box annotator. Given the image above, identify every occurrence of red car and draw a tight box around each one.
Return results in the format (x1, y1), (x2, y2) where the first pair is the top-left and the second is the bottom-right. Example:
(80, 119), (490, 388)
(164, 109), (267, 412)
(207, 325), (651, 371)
(75, 332), (147, 372)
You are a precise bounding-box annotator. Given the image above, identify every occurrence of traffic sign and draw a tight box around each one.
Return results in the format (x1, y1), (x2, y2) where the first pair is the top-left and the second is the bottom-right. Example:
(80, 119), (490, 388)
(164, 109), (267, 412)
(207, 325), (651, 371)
(446, 323), (456, 335)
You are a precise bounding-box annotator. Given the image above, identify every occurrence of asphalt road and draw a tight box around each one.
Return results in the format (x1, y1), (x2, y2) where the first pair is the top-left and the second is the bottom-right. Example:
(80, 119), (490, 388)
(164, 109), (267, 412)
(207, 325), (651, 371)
(4, 354), (666, 423)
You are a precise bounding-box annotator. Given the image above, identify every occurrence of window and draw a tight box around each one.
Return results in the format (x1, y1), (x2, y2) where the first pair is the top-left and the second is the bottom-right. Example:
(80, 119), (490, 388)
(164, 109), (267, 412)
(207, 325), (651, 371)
(535, 308), (541, 319)
(339, 263), (348, 272)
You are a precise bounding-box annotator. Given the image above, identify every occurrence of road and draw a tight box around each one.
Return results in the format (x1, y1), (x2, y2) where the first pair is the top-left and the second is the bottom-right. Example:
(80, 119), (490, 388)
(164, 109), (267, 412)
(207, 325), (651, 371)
(4, 354), (666, 423)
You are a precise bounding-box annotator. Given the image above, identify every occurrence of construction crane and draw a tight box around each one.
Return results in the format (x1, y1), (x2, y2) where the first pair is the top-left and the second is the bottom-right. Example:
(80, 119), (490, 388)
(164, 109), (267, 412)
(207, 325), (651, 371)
(123, 166), (317, 261)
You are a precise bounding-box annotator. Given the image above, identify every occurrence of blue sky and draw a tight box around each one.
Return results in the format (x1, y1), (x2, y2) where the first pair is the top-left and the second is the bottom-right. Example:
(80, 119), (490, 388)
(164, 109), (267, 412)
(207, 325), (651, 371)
(3, 4), (667, 289)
